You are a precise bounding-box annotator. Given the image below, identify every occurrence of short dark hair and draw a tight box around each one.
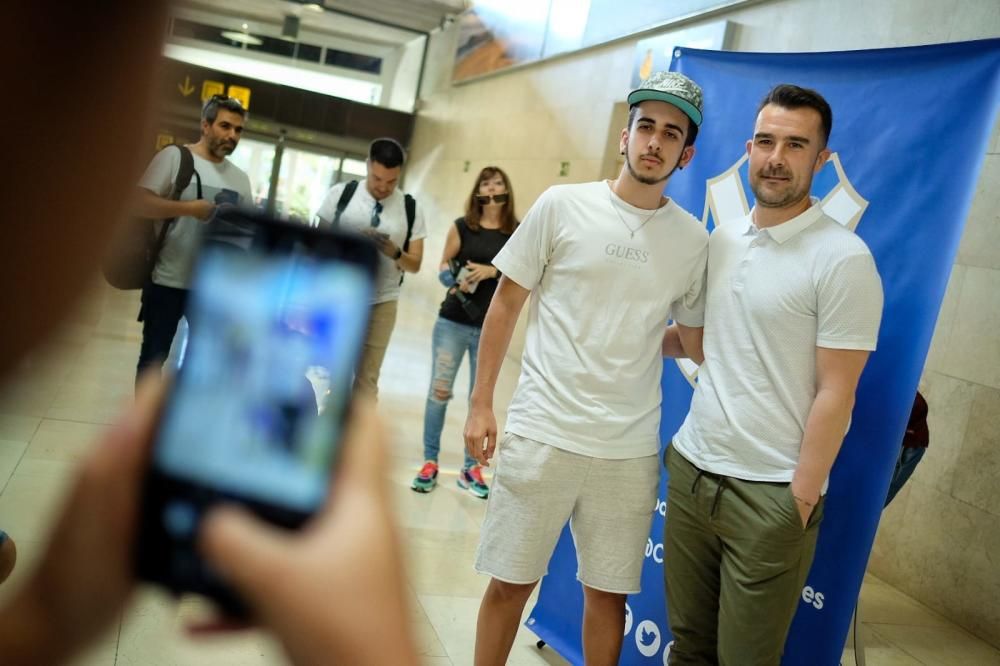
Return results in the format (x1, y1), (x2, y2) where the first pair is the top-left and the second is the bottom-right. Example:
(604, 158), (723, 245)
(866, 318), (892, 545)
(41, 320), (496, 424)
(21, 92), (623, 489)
(757, 84), (833, 146)
(627, 105), (698, 148)
(201, 95), (247, 124)
(369, 137), (406, 169)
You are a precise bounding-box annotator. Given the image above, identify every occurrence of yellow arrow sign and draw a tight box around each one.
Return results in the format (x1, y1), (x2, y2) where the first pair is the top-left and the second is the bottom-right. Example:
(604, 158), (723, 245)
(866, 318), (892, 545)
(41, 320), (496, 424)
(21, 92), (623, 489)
(178, 75), (195, 97)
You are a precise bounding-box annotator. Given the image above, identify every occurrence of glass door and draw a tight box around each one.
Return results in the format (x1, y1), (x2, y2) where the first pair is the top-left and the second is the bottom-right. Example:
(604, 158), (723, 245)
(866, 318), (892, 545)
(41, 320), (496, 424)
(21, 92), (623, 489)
(337, 157), (368, 185)
(274, 146), (342, 223)
(225, 136), (369, 224)
(225, 135), (277, 210)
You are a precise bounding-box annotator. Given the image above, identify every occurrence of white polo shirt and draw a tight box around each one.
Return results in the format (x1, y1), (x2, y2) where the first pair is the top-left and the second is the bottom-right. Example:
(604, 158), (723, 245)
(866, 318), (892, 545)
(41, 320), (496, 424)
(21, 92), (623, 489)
(673, 201), (883, 483)
(316, 182), (427, 305)
(494, 181), (709, 459)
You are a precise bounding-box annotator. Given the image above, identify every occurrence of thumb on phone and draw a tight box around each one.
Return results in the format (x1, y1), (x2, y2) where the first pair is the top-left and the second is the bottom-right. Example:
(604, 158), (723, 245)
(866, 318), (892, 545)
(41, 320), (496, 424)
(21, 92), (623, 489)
(200, 506), (289, 606)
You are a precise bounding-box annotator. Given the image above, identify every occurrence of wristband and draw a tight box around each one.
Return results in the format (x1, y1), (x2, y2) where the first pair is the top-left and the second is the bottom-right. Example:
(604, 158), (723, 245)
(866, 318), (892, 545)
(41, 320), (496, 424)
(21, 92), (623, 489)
(438, 268), (457, 288)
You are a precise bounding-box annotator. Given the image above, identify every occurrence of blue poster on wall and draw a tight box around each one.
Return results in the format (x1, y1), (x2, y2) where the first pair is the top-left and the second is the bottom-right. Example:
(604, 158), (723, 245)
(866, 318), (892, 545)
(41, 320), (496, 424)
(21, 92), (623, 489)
(527, 38), (1000, 665)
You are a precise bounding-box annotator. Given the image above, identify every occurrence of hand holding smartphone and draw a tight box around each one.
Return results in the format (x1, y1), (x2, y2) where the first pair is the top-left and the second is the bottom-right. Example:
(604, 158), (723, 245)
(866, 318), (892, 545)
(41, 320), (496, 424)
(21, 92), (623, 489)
(360, 227), (390, 243)
(455, 265), (478, 293)
(135, 209), (378, 615)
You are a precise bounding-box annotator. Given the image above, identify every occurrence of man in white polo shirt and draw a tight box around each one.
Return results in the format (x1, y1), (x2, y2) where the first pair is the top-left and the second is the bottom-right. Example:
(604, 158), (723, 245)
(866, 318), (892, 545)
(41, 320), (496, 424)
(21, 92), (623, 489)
(463, 72), (708, 665)
(663, 84), (884, 665)
(316, 138), (426, 398)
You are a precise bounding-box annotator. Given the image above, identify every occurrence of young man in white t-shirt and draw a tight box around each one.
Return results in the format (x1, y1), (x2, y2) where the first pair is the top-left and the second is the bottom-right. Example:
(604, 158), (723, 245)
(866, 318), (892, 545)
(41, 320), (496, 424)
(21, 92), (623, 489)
(663, 85), (884, 665)
(134, 95), (253, 382)
(316, 138), (427, 398)
(463, 72), (709, 665)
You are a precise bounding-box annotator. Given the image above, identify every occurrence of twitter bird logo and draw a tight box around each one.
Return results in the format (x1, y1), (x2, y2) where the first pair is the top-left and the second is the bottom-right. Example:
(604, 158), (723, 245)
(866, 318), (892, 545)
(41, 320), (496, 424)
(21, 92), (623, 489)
(635, 619), (661, 657)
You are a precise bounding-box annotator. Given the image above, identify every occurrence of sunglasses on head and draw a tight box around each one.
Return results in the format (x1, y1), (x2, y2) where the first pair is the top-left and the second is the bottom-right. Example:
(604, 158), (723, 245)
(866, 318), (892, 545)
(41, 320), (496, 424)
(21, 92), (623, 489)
(475, 193), (509, 205)
(208, 94), (245, 110)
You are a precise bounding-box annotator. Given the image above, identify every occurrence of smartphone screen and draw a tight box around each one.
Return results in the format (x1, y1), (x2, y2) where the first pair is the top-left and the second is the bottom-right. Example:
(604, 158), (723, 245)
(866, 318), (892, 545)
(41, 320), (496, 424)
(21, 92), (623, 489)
(137, 214), (376, 611)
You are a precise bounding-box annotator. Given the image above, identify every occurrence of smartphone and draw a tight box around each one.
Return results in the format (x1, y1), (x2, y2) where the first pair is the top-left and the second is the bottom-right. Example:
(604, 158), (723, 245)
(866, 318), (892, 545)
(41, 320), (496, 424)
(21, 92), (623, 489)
(214, 188), (239, 205)
(455, 266), (478, 293)
(135, 208), (378, 615)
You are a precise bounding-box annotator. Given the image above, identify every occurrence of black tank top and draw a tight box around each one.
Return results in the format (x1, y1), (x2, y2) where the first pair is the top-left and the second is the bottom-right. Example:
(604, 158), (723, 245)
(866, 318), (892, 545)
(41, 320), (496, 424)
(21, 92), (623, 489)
(439, 217), (511, 327)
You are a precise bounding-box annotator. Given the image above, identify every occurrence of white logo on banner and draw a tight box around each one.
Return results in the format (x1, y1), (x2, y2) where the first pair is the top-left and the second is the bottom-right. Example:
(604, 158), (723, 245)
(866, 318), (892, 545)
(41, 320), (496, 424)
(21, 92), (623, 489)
(645, 538), (664, 564)
(624, 602), (634, 636)
(802, 585), (826, 610)
(662, 639), (675, 665)
(635, 619), (661, 657)
(677, 153), (869, 387)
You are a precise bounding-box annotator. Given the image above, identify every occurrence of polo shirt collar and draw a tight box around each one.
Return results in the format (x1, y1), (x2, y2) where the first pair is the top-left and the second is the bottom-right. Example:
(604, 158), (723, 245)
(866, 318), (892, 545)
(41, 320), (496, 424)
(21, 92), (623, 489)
(744, 197), (823, 244)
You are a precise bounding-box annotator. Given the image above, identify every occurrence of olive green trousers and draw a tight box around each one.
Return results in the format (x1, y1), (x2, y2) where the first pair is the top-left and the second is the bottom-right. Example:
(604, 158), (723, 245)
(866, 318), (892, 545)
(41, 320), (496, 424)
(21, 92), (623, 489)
(663, 446), (824, 666)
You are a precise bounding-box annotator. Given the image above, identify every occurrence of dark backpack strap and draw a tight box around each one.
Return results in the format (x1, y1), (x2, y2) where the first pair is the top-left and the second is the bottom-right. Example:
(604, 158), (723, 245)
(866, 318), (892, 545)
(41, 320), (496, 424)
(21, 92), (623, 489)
(154, 145), (199, 254)
(403, 194), (417, 251)
(397, 194), (418, 286)
(172, 145), (195, 198)
(332, 180), (359, 228)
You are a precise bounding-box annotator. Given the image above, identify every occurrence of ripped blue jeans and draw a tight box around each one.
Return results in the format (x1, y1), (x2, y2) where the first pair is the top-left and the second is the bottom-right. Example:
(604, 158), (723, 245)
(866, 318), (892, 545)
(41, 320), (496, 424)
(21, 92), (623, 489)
(422, 317), (480, 467)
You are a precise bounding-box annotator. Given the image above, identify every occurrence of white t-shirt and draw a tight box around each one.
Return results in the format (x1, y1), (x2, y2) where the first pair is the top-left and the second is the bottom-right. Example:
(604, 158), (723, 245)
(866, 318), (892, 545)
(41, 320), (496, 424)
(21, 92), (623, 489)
(316, 181), (427, 305)
(673, 202), (884, 485)
(494, 181), (709, 459)
(138, 146), (253, 290)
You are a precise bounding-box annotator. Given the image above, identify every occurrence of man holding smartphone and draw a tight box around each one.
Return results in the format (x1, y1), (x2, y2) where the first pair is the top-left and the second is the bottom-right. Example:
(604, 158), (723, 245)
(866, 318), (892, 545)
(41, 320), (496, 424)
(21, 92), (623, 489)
(463, 72), (708, 665)
(0, 5), (420, 663)
(133, 95), (253, 381)
(317, 138), (427, 398)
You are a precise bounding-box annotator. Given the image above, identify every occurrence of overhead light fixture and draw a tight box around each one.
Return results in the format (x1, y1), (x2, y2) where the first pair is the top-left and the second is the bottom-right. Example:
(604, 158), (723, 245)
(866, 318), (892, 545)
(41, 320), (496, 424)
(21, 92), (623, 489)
(221, 29), (263, 45)
(302, 2), (325, 12)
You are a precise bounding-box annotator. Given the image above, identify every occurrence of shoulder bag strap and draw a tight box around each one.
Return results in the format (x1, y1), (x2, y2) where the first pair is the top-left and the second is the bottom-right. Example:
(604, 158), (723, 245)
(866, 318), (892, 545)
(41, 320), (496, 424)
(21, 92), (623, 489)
(403, 194), (416, 251)
(153, 145), (198, 254)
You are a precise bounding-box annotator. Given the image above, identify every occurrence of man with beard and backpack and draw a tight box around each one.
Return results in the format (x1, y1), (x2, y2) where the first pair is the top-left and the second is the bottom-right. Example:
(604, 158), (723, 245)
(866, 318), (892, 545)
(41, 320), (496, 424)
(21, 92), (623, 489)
(133, 94), (253, 382)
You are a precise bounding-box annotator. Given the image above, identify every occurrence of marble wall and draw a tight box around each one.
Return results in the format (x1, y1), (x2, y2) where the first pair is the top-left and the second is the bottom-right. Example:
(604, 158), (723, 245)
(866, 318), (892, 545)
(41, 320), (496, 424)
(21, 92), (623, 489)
(402, 0), (1000, 647)
(869, 120), (1000, 646)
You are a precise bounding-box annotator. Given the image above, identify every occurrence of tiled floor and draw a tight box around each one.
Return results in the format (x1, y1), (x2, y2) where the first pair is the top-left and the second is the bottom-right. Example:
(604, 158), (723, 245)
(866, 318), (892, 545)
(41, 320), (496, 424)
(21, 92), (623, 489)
(0, 281), (997, 665)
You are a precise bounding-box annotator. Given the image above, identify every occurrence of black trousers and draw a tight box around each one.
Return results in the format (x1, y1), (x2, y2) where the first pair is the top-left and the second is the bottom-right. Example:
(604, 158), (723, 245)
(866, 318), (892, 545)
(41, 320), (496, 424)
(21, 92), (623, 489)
(136, 281), (189, 383)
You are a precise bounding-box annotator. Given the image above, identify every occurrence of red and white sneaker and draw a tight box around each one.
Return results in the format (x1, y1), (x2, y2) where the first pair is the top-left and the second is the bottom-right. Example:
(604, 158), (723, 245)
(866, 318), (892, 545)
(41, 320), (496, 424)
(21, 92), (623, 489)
(411, 461), (439, 493)
(458, 465), (489, 499)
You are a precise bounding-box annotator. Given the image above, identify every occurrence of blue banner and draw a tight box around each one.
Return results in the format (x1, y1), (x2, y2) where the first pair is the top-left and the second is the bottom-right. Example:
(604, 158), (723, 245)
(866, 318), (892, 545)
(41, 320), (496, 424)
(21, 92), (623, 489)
(528, 39), (1000, 665)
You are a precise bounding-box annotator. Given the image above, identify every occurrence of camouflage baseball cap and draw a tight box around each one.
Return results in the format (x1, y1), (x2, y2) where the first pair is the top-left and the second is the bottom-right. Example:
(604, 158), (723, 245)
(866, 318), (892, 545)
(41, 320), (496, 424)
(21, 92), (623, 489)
(627, 71), (703, 127)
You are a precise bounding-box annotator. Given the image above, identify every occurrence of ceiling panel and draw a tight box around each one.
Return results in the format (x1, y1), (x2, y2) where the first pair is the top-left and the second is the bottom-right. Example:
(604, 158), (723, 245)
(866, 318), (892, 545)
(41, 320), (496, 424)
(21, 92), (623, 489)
(319, 0), (467, 33)
(176, 0), (467, 43)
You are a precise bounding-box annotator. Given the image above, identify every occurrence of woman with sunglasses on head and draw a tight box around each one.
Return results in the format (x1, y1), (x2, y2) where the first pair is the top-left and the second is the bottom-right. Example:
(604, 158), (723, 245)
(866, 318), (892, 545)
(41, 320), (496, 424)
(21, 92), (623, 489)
(412, 167), (519, 498)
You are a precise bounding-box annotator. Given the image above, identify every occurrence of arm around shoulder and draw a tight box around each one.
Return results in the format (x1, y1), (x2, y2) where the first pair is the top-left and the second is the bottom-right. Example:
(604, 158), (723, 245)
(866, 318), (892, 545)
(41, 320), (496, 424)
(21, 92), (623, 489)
(662, 324), (704, 365)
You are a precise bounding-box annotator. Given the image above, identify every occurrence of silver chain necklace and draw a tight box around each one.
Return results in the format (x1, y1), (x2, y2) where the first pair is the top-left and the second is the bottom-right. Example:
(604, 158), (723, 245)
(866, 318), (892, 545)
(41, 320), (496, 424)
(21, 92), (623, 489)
(608, 189), (662, 238)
